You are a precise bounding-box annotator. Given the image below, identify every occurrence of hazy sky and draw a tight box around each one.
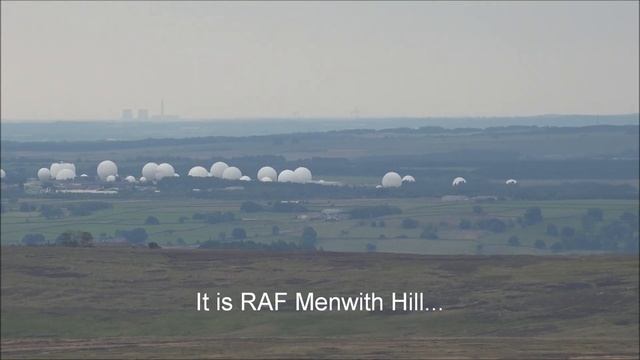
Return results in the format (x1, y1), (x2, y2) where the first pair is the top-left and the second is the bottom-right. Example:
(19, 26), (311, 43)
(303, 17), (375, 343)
(1, 1), (638, 120)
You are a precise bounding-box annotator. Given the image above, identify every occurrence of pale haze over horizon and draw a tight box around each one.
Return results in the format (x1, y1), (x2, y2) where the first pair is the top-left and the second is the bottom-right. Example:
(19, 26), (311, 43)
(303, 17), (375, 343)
(1, 1), (638, 121)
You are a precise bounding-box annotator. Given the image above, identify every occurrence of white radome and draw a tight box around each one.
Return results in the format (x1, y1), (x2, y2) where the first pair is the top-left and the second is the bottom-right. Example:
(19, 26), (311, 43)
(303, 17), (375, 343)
(506, 179), (518, 185)
(80, 174), (88, 177)
(452, 177), (467, 186)
(142, 162), (158, 180)
(375, 184), (383, 189)
(55, 168), (75, 181)
(97, 160), (118, 181)
(210, 161), (229, 178)
(402, 175), (416, 183)
(239, 175), (251, 181)
(294, 167), (312, 183)
(63, 163), (76, 174)
(155, 163), (176, 180)
(278, 169), (296, 183)
(382, 172), (402, 188)
(261, 177), (273, 182)
(50, 162), (75, 178)
(257, 166), (277, 182)
(106, 175), (116, 182)
(222, 166), (242, 180)
(125, 175), (136, 183)
(50, 163), (61, 178)
(139, 176), (147, 182)
(0, 169), (5, 179)
(188, 166), (209, 177)
(37, 168), (51, 181)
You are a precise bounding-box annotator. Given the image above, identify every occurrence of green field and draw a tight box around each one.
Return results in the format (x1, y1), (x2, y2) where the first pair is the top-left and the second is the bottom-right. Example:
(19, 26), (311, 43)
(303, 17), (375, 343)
(2, 197), (637, 255)
(1, 247), (638, 358)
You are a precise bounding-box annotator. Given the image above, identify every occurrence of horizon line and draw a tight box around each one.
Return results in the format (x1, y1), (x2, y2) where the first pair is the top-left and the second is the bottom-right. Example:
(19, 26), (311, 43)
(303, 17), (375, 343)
(1, 113), (638, 124)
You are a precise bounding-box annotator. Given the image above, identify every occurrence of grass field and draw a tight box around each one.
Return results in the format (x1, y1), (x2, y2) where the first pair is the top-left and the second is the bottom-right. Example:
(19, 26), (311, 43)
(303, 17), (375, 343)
(1, 247), (638, 358)
(1, 197), (637, 255)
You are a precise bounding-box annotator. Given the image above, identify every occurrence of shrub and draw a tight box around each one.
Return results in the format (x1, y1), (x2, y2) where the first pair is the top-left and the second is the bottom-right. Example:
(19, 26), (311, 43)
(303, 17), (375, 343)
(366, 243), (377, 252)
(40, 205), (64, 219)
(232, 227), (247, 240)
(534, 239), (547, 249)
(472, 205), (483, 214)
(145, 216), (160, 225)
(420, 229), (438, 240)
(459, 219), (472, 229)
(561, 226), (575, 238)
(19, 203), (37, 212)
(550, 241), (563, 252)
(401, 218), (420, 229)
(546, 224), (559, 237)
(148, 242), (161, 249)
(193, 211), (235, 224)
(241, 201), (264, 213)
(115, 228), (148, 245)
(476, 218), (506, 233)
(56, 231), (93, 247)
(507, 235), (520, 246)
(523, 207), (543, 225)
(420, 224), (438, 240)
(619, 212), (639, 228)
(301, 226), (318, 249)
(66, 201), (112, 216)
(586, 208), (604, 222)
(22, 233), (45, 246)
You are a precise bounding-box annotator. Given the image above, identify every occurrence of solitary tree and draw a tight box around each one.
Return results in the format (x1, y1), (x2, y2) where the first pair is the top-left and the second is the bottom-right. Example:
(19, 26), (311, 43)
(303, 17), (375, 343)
(523, 207), (543, 225)
(507, 235), (520, 246)
(145, 216), (160, 225)
(301, 226), (318, 249)
(232, 227), (247, 240)
(22, 233), (45, 246)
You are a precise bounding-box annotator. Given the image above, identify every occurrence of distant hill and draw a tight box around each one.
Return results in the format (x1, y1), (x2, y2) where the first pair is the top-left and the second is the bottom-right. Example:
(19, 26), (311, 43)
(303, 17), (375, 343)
(1, 114), (638, 142)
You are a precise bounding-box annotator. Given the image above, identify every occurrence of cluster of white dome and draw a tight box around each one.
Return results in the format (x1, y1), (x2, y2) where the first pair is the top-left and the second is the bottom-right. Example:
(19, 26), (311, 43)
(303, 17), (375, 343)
(275, 167), (313, 183)
(257, 166), (277, 182)
(185, 161), (246, 180)
(184, 163), (312, 184)
(39, 160), (199, 184)
(380, 172), (415, 188)
(22, 160), (519, 189)
(140, 162), (177, 181)
(37, 162), (78, 181)
(97, 160), (118, 181)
